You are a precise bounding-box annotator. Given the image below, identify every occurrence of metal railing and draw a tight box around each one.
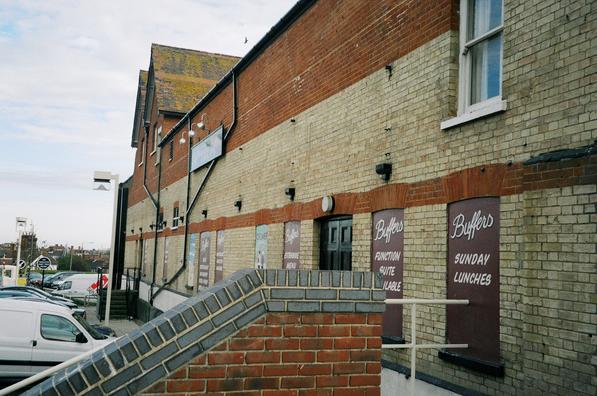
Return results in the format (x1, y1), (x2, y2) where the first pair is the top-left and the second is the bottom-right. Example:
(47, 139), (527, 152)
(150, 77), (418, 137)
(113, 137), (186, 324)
(383, 298), (469, 396)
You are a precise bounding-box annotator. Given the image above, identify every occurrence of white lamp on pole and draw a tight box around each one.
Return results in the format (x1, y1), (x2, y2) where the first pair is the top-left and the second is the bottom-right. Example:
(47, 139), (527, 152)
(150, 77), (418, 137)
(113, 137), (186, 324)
(93, 171), (119, 326)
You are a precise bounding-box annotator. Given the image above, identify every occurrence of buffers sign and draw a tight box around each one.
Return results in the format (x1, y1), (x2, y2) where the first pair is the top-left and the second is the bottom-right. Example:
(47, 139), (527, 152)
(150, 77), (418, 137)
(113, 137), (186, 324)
(447, 197), (500, 363)
(371, 209), (404, 338)
(283, 221), (301, 269)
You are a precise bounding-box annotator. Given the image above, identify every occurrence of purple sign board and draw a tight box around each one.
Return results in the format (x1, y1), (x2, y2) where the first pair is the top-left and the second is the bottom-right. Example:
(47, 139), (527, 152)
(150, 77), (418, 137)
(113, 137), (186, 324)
(283, 221), (301, 269)
(371, 209), (404, 338)
(447, 197), (500, 363)
(198, 232), (211, 288)
(215, 231), (225, 283)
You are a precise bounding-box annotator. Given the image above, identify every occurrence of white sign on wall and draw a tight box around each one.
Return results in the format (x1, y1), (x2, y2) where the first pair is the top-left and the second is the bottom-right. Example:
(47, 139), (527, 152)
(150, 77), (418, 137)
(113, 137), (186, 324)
(190, 126), (224, 172)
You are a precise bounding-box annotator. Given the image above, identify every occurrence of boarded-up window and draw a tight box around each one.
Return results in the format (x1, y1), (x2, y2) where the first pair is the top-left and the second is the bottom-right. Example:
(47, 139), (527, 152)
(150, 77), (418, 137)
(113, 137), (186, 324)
(371, 209), (404, 339)
(283, 221), (301, 269)
(447, 197), (500, 364)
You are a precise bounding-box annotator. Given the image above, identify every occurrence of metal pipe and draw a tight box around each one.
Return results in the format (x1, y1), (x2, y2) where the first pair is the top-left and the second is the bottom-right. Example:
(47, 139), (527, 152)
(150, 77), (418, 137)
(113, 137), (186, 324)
(152, 72), (237, 302)
(149, 132), (163, 306)
(104, 173), (119, 326)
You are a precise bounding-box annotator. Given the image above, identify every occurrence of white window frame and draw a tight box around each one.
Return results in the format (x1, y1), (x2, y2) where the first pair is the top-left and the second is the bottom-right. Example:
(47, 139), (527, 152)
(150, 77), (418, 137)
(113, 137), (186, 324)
(441, 0), (507, 130)
(172, 207), (179, 230)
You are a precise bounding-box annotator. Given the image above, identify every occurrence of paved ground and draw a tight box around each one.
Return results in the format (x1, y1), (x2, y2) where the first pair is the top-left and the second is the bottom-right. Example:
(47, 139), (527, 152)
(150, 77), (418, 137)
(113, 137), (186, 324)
(84, 306), (140, 337)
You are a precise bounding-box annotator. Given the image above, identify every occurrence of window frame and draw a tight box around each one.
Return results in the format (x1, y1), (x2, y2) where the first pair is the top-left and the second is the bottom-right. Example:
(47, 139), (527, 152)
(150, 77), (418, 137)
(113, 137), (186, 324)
(172, 206), (180, 230)
(40, 314), (85, 343)
(441, 0), (507, 130)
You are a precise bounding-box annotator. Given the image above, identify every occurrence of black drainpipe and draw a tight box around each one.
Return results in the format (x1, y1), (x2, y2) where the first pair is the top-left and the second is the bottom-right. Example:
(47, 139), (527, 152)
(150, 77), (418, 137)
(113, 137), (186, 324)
(149, 130), (163, 305)
(152, 71), (237, 302)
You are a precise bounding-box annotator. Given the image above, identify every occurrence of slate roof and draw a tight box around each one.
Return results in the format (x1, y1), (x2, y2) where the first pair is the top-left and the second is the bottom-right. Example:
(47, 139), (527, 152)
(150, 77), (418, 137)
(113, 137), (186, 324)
(150, 44), (240, 114)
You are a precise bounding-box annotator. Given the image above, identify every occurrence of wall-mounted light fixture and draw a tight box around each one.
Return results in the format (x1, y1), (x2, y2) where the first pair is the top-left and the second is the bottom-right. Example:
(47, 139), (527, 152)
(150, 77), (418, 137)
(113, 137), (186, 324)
(149, 224), (155, 230)
(197, 114), (208, 130)
(285, 187), (296, 201)
(179, 215), (185, 223)
(201, 209), (208, 218)
(162, 220), (167, 228)
(385, 64), (393, 79)
(130, 229), (134, 234)
(234, 199), (242, 212)
(321, 195), (334, 213)
(138, 227), (143, 233)
(375, 163), (392, 182)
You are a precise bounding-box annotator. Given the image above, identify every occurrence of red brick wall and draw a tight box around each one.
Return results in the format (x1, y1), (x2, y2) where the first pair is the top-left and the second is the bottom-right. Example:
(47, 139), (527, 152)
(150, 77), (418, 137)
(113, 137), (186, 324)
(127, 0), (458, 207)
(141, 312), (382, 396)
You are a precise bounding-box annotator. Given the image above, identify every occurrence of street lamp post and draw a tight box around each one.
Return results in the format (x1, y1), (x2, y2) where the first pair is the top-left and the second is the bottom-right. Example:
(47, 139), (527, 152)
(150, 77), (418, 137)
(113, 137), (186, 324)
(93, 171), (119, 326)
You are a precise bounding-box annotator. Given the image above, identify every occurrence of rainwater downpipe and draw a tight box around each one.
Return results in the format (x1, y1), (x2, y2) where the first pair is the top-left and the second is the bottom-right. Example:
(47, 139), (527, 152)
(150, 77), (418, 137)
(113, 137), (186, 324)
(149, 131), (163, 306)
(151, 71), (237, 302)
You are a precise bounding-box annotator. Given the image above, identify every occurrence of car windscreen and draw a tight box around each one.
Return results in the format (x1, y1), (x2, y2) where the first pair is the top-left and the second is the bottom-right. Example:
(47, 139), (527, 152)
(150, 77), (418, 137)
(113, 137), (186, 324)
(72, 314), (107, 340)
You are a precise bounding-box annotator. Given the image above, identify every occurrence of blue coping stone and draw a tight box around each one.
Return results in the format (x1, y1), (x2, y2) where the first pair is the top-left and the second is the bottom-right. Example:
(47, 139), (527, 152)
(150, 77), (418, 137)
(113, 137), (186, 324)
(353, 272), (363, 288)
(321, 271), (331, 287)
(110, 387), (130, 396)
(321, 302), (355, 312)
(215, 288), (231, 307)
(204, 294), (221, 314)
(53, 377), (75, 396)
(266, 269), (276, 286)
(66, 370), (87, 394)
(374, 272), (383, 288)
(105, 343), (125, 370)
(140, 341), (179, 370)
(271, 288), (305, 299)
(146, 326), (164, 347)
(91, 352), (111, 378)
(267, 301), (285, 311)
(244, 290), (264, 308)
(310, 271), (320, 287)
(287, 301), (321, 312)
(80, 358), (101, 384)
(237, 275), (254, 294)
(192, 300), (210, 320)
(339, 290), (371, 300)
(158, 319), (176, 340)
(81, 387), (103, 396)
(372, 290), (386, 301)
(177, 320), (214, 349)
(226, 282), (242, 300)
(247, 270), (262, 287)
(234, 303), (267, 328)
(363, 273), (372, 289)
(200, 322), (237, 351)
(181, 307), (199, 326)
(165, 343), (203, 372)
(126, 364), (166, 394)
(306, 289), (337, 300)
(212, 301), (245, 327)
(101, 364), (142, 393)
(37, 378), (59, 396)
(131, 333), (151, 355)
(276, 270), (287, 286)
(342, 271), (352, 287)
(331, 271), (341, 287)
(288, 270), (298, 286)
(299, 270), (309, 287)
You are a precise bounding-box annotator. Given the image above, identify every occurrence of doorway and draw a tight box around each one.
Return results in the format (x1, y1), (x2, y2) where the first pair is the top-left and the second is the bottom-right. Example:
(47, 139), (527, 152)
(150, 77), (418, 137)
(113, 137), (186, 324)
(319, 217), (352, 270)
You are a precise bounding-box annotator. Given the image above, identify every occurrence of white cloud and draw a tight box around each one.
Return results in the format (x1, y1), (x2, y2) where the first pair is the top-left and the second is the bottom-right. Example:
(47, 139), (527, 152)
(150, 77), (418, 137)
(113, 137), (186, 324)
(0, 0), (297, 246)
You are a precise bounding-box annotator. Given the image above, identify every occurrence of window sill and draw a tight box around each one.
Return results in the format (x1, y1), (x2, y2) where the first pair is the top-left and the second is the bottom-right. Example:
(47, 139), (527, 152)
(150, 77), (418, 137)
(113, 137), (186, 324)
(438, 350), (504, 377)
(440, 99), (507, 130)
(171, 226), (178, 231)
(149, 150), (156, 157)
(138, 162), (143, 167)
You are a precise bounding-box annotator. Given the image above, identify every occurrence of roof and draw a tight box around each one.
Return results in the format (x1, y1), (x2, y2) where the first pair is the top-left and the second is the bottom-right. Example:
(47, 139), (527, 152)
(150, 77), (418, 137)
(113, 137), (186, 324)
(160, 0), (316, 147)
(130, 70), (148, 148)
(151, 44), (240, 114)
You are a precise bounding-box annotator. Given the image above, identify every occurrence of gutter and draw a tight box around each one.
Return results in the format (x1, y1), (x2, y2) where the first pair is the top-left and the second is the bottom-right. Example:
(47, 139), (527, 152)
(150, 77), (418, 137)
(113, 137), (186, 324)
(159, 0), (315, 148)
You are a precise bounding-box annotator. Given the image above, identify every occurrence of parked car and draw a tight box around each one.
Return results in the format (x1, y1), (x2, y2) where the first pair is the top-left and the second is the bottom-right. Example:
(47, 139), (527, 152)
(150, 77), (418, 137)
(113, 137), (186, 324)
(45, 272), (79, 289)
(53, 274), (106, 299)
(27, 272), (43, 287)
(0, 286), (81, 313)
(0, 294), (86, 318)
(0, 299), (115, 379)
(90, 324), (117, 337)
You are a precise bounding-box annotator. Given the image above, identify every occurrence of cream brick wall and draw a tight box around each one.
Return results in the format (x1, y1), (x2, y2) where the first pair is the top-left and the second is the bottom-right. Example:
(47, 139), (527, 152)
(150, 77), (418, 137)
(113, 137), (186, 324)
(124, 1), (595, 393)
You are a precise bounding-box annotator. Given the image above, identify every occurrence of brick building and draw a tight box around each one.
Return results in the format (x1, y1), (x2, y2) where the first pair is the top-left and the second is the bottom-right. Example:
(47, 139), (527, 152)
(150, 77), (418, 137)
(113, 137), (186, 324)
(122, 0), (596, 394)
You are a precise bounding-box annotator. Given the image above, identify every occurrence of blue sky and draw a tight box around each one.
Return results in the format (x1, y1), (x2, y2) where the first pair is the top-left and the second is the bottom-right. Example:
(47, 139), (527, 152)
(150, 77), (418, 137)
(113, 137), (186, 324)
(0, 0), (296, 249)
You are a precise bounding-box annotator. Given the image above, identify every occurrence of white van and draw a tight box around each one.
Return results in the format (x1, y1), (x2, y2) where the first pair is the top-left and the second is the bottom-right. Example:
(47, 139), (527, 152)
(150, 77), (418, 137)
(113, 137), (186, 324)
(0, 299), (114, 378)
(53, 274), (107, 299)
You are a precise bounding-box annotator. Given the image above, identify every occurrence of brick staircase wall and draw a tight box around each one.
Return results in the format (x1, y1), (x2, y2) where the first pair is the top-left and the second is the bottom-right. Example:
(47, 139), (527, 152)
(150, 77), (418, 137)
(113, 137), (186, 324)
(142, 312), (382, 395)
(24, 270), (384, 396)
